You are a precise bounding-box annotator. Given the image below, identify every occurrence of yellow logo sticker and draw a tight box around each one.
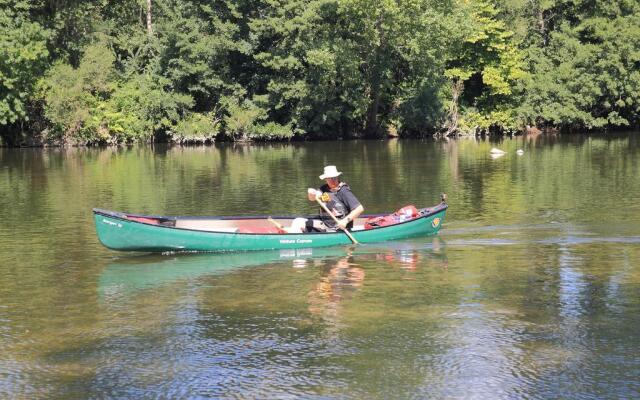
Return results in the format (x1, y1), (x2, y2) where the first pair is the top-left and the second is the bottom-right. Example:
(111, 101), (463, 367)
(321, 192), (331, 202)
(431, 217), (441, 228)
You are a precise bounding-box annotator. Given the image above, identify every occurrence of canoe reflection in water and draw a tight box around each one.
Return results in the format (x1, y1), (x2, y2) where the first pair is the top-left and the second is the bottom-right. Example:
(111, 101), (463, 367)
(99, 247), (345, 299)
(99, 240), (448, 302)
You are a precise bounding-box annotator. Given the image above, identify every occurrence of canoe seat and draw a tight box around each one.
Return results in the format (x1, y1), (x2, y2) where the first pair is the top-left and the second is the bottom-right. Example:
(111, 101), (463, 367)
(174, 219), (238, 232)
(237, 226), (284, 234)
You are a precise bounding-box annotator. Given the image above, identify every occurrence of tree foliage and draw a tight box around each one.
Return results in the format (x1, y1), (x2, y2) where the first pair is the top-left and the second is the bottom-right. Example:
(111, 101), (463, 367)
(1, 0), (640, 144)
(518, 0), (640, 129)
(40, 42), (192, 143)
(0, 0), (49, 125)
(444, 0), (527, 134)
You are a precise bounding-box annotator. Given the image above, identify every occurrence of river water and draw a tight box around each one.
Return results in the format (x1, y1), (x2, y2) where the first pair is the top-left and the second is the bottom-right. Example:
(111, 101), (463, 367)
(1, 135), (639, 398)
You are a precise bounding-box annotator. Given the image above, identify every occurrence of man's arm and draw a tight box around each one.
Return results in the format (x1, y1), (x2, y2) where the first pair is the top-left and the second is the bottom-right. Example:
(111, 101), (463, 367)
(337, 204), (364, 229)
(336, 187), (364, 229)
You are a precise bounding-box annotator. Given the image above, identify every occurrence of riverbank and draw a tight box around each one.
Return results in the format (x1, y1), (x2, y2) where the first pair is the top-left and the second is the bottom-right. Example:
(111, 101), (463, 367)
(2, 126), (633, 148)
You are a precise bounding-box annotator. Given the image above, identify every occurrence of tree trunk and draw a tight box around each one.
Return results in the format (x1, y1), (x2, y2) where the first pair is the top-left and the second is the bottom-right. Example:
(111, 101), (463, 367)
(146, 0), (153, 36)
(445, 79), (464, 136)
(364, 85), (381, 138)
(538, 8), (545, 46)
(363, 13), (386, 138)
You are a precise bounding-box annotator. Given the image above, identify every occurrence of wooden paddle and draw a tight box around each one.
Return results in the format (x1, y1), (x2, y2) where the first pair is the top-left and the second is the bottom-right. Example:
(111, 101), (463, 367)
(267, 216), (286, 233)
(315, 198), (359, 244)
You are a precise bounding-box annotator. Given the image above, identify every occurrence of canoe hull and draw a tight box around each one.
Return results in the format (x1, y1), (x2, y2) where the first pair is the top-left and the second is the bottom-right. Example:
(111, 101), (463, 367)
(93, 204), (447, 252)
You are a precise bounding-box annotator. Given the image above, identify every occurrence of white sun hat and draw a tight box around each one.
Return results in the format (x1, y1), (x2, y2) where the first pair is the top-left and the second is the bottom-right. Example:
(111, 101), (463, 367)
(319, 165), (342, 180)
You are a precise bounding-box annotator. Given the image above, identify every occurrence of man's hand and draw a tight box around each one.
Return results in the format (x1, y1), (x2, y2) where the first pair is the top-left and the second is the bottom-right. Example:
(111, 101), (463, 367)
(336, 218), (349, 230)
(307, 188), (319, 201)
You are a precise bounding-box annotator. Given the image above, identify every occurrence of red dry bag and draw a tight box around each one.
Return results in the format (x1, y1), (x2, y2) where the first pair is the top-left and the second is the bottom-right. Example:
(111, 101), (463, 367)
(364, 204), (419, 229)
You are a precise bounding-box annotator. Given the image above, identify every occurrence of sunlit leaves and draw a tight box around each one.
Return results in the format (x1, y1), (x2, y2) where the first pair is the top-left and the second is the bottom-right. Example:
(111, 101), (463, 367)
(0, 1), (49, 125)
(443, 0), (527, 134)
(519, 1), (640, 129)
(40, 43), (192, 143)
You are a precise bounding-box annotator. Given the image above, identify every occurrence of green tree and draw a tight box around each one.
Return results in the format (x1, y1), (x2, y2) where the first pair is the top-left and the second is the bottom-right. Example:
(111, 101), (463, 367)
(248, 0), (341, 136)
(337, 0), (454, 137)
(0, 1), (49, 126)
(172, 111), (221, 143)
(519, 0), (640, 129)
(154, 0), (248, 110)
(443, 0), (526, 135)
(3, 0), (640, 143)
(40, 43), (114, 141)
(250, 0), (453, 138)
(41, 42), (192, 143)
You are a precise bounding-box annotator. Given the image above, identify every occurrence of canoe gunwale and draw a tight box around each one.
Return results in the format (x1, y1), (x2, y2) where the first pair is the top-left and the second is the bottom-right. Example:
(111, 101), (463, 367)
(92, 203), (448, 237)
(92, 208), (389, 221)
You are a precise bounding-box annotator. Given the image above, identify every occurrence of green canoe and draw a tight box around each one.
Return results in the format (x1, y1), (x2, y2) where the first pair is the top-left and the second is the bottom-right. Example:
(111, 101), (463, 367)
(93, 199), (447, 252)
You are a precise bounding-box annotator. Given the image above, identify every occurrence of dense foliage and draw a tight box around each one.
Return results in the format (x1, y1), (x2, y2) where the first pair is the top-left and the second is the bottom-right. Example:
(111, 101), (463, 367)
(1, 0), (638, 145)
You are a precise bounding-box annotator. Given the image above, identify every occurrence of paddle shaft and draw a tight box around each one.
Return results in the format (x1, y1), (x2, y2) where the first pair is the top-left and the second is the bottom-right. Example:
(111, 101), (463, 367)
(315, 198), (359, 244)
(267, 216), (284, 230)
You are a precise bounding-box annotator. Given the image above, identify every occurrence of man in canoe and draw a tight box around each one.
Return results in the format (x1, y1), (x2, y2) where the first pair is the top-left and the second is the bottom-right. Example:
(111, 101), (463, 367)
(291, 165), (364, 233)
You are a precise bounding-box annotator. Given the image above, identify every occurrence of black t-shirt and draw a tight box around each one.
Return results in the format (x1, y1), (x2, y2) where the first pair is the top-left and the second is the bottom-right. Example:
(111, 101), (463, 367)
(318, 182), (361, 228)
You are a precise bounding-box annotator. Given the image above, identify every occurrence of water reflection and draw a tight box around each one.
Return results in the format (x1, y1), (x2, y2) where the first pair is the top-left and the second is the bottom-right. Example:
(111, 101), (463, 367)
(3, 137), (640, 398)
(558, 246), (587, 319)
(99, 242), (447, 301)
(382, 237), (448, 272)
(308, 250), (365, 330)
(604, 248), (632, 314)
(99, 247), (352, 299)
